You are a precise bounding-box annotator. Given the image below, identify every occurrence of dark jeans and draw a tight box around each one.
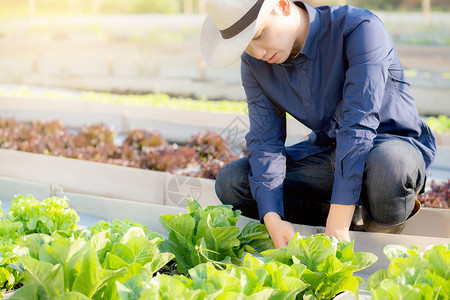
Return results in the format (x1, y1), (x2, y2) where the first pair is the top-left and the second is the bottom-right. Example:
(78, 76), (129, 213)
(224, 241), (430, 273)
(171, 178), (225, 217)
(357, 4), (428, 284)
(215, 140), (426, 231)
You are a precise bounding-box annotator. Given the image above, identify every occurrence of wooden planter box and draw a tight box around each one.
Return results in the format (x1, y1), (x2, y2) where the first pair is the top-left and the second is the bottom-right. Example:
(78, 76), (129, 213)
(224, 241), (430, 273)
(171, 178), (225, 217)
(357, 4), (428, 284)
(0, 148), (220, 208)
(0, 176), (448, 300)
(1, 176), (448, 269)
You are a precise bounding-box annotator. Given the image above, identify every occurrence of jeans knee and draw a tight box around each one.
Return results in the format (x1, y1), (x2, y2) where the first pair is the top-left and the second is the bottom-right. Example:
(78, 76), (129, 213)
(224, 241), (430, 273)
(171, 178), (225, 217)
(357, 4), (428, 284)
(363, 195), (415, 226)
(362, 140), (426, 226)
(214, 157), (250, 206)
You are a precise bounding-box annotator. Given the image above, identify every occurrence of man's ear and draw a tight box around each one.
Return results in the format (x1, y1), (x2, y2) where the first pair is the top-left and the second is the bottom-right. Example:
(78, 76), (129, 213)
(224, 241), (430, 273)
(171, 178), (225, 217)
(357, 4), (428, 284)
(277, 0), (291, 16)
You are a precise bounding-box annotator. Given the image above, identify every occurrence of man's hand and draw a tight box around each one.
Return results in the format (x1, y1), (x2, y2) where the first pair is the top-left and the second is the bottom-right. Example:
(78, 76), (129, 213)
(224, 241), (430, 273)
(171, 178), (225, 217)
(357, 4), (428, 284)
(325, 204), (355, 242)
(263, 212), (295, 248)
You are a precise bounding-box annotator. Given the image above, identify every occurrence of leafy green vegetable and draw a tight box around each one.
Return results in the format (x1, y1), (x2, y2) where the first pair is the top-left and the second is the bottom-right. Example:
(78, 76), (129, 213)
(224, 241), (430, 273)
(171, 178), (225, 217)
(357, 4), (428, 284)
(366, 244), (450, 299)
(0, 195), (79, 298)
(0, 241), (22, 297)
(98, 227), (174, 299)
(261, 233), (377, 299)
(84, 217), (164, 245)
(9, 233), (129, 299)
(158, 198), (274, 274)
(116, 273), (205, 299)
(6, 195), (79, 235)
(0, 220), (35, 296)
(0, 219), (24, 243)
(9, 226), (174, 299)
(117, 254), (308, 299)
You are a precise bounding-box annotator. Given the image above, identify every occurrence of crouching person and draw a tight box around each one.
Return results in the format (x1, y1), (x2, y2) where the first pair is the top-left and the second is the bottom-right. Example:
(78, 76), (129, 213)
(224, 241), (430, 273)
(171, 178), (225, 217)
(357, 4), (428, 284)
(200, 0), (436, 248)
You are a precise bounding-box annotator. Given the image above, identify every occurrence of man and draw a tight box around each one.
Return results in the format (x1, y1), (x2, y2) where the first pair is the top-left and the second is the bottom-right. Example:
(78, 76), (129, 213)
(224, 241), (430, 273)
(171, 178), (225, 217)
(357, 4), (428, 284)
(201, 0), (436, 248)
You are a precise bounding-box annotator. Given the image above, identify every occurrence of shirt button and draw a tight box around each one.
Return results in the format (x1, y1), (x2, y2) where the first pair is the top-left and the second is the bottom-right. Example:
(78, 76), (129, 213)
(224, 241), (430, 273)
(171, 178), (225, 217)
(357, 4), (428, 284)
(353, 191), (359, 195)
(306, 102), (312, 107)
(301, 70), (306, 75)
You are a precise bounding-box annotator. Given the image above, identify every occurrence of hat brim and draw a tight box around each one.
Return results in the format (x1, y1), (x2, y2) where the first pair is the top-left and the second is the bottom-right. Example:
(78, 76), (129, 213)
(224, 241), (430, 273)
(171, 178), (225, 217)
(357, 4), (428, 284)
(201, 0), (279, 69)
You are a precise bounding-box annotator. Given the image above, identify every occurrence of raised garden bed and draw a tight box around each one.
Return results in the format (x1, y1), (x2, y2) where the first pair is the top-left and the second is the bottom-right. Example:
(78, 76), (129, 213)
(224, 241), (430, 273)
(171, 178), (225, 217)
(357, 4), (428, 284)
(0, 117), (239, 180)
(0, 177), (448, 299)
(0, 150), (221, 208)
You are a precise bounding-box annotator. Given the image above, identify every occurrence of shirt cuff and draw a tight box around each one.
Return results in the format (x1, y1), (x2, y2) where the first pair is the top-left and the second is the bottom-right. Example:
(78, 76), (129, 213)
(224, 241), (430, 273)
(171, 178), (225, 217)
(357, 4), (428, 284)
(256, 188), (284, 222)
(331, 177), (361, 206)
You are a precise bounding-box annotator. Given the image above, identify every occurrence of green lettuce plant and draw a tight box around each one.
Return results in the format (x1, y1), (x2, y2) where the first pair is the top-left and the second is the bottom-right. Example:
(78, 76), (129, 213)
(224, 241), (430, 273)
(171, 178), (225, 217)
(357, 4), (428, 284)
(0, 241), (21, 298)
(83, 217), (164, 246)
(0, 196), (79, 297)
(9, 225), (175, 300)
(366, 244), (450, 299)
(116, 254), (308, 299)
(261, 233), (377, 299)
(158, 198), (274, 274)
(6, 195), (79, 236)
(9, 233), (128, 299)
(92, 227), (174, 299)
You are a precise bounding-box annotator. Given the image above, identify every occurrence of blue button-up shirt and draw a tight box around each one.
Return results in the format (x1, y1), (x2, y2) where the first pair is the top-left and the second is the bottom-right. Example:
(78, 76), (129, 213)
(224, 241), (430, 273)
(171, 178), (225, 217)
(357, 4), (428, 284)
(241, 2), (437, 220)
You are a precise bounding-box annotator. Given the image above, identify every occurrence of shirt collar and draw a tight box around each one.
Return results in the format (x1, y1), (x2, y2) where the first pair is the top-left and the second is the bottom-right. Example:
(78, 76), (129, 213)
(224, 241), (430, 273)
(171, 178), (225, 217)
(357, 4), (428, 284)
(290, 1), (320, 62)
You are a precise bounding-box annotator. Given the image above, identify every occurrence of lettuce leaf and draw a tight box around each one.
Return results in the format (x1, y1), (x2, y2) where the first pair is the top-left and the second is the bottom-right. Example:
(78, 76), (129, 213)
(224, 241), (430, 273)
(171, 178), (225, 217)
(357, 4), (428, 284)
(119, 254), (308, 299)
(158, 199), (273, 274)
(261, 233), (376, 299)
(6, 195), (79, 236)
(366, 243), (450, 299)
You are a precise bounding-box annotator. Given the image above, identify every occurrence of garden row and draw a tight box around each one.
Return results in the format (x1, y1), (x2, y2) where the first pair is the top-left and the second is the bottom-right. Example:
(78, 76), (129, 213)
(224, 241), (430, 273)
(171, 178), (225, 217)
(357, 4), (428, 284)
(1, 194), (448, 299)
(0, 116), (448, 209)
(0, 117), (238, 179)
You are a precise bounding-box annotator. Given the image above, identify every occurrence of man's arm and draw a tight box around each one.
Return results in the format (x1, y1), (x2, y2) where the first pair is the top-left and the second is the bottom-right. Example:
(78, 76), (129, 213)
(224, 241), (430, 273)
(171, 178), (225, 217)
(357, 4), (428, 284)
(328, 15), (393, 239)
(241, 55), (291, 248)
(325, 204), (355, 241)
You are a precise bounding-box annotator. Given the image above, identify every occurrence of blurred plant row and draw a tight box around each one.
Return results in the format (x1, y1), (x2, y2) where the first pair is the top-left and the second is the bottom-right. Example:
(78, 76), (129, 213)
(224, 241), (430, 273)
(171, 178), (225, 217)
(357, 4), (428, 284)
(417, 179), (449, 209)
(1, 88), (448, 132)
(427, 115), (450, 133)
(0, 118), (239, 179)
(0, 0), (192, 17)
(0, 88), (247, 114)
(0, 0), (449, 18)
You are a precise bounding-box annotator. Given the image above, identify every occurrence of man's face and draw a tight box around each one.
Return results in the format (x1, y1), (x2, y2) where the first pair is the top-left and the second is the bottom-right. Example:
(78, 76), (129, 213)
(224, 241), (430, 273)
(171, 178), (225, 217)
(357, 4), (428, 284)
(244, 7), (298, 64)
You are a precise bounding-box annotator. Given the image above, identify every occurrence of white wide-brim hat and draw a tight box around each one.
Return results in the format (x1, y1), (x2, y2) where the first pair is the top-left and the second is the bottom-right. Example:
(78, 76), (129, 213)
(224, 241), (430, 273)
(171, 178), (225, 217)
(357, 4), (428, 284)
(201, 0), (279, 69)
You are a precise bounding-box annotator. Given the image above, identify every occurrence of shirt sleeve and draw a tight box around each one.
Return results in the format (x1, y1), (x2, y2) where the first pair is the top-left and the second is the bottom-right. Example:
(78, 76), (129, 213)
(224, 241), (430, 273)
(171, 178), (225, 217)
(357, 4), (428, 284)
(331, 16), (394, 205)
(241, 56), (287, 220)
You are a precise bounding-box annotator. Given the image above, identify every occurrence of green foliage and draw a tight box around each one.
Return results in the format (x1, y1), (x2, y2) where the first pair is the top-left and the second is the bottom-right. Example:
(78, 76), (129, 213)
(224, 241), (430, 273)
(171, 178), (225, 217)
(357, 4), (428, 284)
(0, 0), (181, 18)
(0, 218), (23, 244)
(130, 0), (180, 14)
(0, 87), (248, 114)
(84, 217), (164, 245)
(6, 195), (79, 236)
(0, 241), (22, 296)
(261, 233), (377, 299)
(10, 227), (174, 299)
(158, 199), (274, 274)
(93, 227), (173, 299)
(117, 254), (308, 299)
(0, 196), (80, 297)
(366, 244), (450, 299)
(426, 115), (450, 133)
(10, 233), (128, 299)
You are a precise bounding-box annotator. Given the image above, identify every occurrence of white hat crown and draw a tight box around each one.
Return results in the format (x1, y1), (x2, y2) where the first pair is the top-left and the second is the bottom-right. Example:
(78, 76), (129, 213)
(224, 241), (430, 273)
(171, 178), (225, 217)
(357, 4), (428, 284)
(201, 0), (279, 68)
(205, 0), (260, 31)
